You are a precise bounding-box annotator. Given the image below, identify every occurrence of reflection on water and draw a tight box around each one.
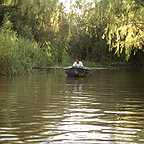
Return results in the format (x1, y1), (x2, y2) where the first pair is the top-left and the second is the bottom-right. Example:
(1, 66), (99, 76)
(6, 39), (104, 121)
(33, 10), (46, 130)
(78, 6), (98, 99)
(0, 69), (144, 144)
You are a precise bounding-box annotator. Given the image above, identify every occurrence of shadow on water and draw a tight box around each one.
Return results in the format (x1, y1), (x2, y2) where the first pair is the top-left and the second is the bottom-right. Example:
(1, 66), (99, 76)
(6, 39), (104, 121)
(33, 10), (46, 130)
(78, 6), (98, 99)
(0, 68), (144, 144)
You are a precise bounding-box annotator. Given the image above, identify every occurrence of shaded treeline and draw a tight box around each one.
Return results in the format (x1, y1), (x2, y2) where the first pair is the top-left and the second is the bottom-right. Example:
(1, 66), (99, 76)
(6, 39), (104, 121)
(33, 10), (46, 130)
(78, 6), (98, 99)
(0, 0), (144, 75)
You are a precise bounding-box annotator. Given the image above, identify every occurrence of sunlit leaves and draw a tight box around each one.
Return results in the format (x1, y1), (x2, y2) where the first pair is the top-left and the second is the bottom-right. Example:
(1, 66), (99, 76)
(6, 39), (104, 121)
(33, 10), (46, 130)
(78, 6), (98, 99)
(2, 0), (15, 6)
(104, 0), (144, 60)
(1, 0), (144, 67)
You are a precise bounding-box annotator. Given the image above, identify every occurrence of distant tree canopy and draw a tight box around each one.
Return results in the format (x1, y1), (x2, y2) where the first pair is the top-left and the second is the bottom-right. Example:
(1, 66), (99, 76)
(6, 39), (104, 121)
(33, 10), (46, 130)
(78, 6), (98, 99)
(0, 0), (144, 75)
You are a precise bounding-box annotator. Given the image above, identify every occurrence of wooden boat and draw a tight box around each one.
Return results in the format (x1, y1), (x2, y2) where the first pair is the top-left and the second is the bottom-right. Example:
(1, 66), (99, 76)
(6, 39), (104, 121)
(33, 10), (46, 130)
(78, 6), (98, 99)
(64, 66), (90, 77)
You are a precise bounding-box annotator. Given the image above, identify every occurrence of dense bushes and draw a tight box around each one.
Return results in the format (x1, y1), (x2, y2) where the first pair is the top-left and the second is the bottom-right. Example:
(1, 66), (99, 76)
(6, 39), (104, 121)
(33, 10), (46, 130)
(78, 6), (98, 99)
(0, 0), (144, 76)
(0, 19), (53, 75)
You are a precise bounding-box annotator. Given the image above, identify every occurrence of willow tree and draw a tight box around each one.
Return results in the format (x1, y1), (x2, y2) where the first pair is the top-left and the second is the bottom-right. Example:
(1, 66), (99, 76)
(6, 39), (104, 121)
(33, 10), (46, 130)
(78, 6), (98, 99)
(104, 0), (144, 61)
(67, 0), (111, 61)
(1, 0), (69, 63)
(0, 0), (70, 75)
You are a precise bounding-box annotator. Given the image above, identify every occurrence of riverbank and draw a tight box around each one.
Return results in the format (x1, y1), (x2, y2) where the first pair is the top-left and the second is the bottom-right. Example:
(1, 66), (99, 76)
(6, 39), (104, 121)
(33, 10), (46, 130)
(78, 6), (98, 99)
(0, 54), (144, 77)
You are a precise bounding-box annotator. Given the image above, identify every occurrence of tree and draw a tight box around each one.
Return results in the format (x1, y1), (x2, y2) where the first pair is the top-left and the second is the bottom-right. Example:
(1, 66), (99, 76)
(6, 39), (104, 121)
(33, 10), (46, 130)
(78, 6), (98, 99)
(104, 0), (144, 60)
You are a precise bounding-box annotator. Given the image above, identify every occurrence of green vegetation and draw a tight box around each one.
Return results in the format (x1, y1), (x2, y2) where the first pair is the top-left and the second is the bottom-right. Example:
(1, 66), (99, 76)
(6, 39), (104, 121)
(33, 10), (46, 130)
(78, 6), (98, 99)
(0, 0), (144, 75)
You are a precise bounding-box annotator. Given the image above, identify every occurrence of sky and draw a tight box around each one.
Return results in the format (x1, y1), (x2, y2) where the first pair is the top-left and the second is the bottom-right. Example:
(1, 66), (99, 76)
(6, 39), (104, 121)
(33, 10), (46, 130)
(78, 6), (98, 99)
(59, 0), (95, 13)
(59, 0), (76, 13)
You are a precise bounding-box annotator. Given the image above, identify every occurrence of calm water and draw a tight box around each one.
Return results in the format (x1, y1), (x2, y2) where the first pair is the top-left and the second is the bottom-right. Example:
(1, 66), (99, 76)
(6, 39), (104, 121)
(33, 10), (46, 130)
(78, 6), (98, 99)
(0, 69), (144, 144)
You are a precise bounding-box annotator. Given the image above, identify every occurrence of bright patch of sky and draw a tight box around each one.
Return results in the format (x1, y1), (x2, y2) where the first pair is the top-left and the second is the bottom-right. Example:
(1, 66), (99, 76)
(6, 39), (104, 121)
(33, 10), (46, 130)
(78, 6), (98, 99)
(59, 0), (95, 13)
(59, 0), (75, 13)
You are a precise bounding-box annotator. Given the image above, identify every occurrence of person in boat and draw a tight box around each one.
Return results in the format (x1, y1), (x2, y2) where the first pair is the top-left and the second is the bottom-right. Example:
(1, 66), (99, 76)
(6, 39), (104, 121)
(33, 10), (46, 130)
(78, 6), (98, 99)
(72, 59), (84, 68)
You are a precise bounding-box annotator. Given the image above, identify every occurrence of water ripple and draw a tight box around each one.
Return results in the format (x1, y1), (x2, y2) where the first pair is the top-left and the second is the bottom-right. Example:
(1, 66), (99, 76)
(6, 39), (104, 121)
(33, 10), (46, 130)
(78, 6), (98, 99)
(0, 70), (144, 143)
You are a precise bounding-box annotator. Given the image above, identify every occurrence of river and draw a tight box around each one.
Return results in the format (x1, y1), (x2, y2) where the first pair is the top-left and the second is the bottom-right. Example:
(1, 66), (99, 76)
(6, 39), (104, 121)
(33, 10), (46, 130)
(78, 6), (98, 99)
(0, 68), (144, 144)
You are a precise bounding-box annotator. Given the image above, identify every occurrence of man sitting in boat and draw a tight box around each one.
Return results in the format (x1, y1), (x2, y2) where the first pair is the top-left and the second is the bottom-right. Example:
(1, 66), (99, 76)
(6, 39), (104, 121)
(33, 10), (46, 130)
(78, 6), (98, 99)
(72, 59), (84, 68)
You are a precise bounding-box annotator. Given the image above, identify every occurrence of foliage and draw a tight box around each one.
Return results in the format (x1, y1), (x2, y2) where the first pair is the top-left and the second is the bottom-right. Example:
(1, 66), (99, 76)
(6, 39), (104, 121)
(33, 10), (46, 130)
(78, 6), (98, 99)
(67, 0), (144, 63)
(9, 0), (69, 63)
(1, 0), (144, 76)
(103, 0), (144, 60)
(0, 18), (52, 75)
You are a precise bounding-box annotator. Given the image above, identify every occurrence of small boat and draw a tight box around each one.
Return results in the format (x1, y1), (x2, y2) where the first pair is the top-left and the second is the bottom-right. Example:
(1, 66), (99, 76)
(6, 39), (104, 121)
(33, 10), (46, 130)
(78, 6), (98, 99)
(64, 66), (90, 77)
